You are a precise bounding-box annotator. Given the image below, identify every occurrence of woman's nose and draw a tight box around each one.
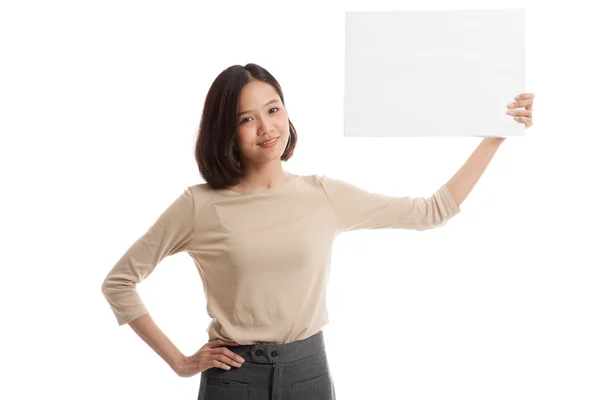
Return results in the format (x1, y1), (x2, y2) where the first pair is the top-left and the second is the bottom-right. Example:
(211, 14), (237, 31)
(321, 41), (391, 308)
(257, 117), (273, 133)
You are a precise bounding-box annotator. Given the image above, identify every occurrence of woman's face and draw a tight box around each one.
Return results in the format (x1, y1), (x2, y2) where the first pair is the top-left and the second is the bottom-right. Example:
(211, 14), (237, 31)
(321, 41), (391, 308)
(235, 80), (290, 165)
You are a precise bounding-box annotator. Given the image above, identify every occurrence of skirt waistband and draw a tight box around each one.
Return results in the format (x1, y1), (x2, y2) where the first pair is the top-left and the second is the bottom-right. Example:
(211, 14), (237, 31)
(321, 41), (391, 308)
(225, 330), (325, 364)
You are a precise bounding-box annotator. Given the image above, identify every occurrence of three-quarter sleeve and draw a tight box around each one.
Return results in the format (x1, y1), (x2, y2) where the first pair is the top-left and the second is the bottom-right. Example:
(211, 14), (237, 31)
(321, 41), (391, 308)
(317, 175), (461, 233)
(101, 187), (196, 326)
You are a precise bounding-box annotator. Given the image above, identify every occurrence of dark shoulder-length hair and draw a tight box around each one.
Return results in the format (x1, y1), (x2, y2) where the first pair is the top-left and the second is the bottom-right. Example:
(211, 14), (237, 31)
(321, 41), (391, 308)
(194, 63), (298, 190)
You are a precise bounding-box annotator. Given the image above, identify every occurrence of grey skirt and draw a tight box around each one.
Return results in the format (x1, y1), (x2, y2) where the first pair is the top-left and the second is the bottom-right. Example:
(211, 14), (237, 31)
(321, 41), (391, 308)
(198, 330), (336, 400)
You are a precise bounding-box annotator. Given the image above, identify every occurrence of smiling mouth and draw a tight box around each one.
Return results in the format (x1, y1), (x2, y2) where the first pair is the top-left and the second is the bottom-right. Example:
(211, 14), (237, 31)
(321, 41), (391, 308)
(260, 137), (279, 145)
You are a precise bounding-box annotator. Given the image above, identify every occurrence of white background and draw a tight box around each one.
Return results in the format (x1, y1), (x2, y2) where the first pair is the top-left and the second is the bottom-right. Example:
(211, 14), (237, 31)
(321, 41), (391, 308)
(1, 0), (599, 399)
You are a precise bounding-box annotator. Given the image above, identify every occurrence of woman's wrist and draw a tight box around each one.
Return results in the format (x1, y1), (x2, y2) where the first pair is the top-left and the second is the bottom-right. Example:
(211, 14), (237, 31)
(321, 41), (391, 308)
(170, 353), (187, 374)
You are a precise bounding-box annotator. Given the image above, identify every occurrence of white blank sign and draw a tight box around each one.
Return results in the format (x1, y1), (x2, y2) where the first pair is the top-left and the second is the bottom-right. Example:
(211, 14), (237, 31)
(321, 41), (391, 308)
(344, 9), (525, 137)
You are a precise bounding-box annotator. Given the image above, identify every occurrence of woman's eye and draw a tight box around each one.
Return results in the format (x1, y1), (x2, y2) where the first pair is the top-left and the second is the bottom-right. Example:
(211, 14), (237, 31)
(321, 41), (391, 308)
(239, 108), (279, 125)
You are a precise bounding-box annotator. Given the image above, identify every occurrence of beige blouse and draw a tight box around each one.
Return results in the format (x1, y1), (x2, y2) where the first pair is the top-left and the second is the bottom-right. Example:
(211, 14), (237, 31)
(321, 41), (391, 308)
(101, 174), (461, 344)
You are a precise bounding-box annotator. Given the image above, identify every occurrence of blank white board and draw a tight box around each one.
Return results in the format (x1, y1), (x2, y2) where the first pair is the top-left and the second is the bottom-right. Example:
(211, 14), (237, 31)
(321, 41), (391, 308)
(344, 9), (525, 137)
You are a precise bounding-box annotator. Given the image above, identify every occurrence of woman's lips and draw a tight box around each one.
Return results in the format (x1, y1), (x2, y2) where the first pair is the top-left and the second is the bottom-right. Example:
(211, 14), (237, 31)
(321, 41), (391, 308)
(259, 137), (279, 147)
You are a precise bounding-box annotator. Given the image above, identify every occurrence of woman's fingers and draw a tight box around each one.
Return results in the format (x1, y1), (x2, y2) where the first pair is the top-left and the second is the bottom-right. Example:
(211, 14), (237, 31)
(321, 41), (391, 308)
(198, 339), (246, 371)
(211, 347), (246, 367)
(514, 93), (535, 101)
(506, 109), (532, 117)
(510, 93), (534, 110)
(211, 359), (234, 370)
(508, 98), (533, 110)
(517, 92), (535, 98)
(508, 93), (534, 128)
(513, 116), (533, 128)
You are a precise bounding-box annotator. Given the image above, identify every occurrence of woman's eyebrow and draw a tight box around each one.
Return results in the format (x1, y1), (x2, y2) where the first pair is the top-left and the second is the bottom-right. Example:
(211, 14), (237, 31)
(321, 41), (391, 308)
(237, 99), (280, 117)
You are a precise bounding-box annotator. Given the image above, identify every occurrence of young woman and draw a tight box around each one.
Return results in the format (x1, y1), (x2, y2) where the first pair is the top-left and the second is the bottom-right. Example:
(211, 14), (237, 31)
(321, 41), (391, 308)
(101, 63), (534, 399)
